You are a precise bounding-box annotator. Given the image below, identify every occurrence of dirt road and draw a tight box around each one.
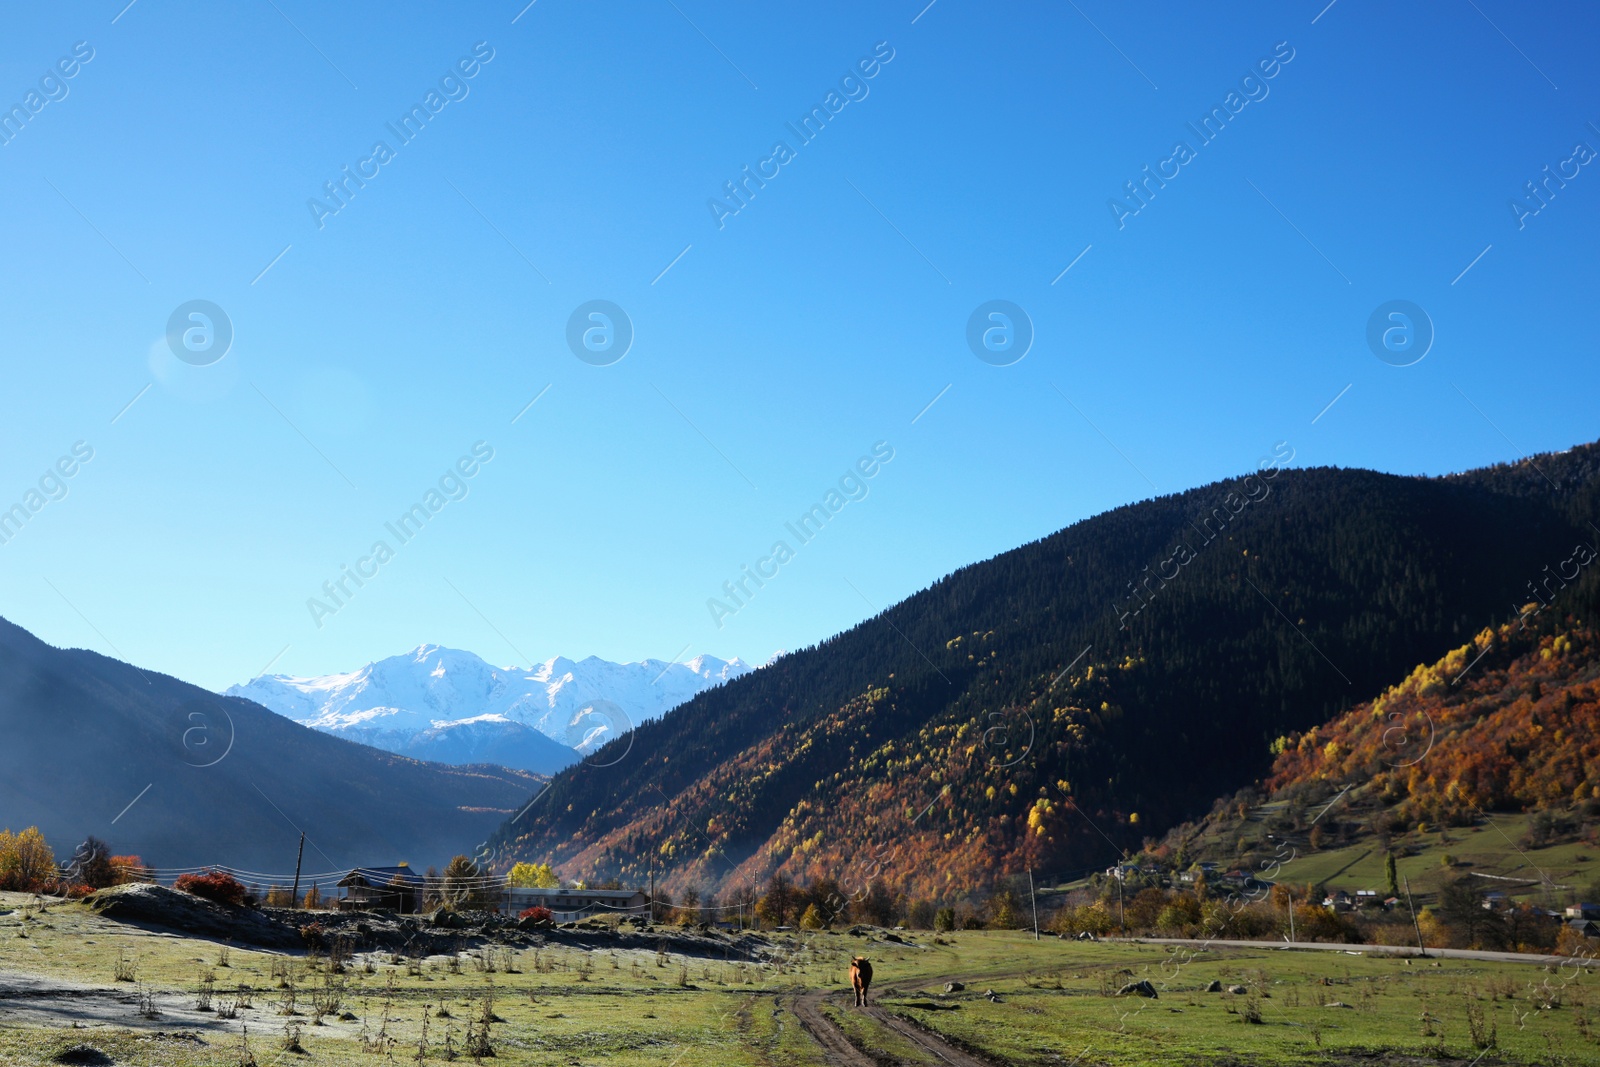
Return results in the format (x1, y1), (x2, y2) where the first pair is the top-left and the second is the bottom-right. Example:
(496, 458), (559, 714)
(789, 989), (879, 1067)
(789, 975), (1002, 1067)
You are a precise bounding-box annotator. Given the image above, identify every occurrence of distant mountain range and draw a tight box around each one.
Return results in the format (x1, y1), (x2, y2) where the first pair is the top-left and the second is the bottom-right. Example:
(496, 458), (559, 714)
(227, 647), (753, 775)
(0, 619), (544, 873)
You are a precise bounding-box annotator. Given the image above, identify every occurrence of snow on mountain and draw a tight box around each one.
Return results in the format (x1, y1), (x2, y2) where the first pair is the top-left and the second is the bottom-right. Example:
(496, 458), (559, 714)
(225, 646), (753, 774)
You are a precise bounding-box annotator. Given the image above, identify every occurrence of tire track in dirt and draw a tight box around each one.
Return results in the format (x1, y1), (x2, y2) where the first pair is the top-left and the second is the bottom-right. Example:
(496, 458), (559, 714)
(789, 990), (879, 1067)
(862, 1003), (996, 1067)
(790, 985), (1005, 1067)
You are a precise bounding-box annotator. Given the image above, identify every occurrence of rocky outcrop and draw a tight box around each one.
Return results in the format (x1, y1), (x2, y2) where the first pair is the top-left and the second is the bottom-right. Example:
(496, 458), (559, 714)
(88, 884), (300, 949)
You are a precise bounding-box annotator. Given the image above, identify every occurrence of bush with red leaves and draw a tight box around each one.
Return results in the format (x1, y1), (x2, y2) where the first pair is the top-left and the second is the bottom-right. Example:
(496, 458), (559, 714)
(37, 880), (95, 900)
(518, 905), (553, 923)
(174, 870), (248, 907)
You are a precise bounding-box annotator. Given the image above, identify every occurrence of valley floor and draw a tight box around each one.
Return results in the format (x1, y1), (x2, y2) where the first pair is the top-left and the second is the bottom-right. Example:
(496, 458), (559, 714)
(1, 893), (1597, 1066)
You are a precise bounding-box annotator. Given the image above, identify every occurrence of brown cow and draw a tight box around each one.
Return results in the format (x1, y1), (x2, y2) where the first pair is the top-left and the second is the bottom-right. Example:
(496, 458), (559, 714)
(850, 957), (873, 1006)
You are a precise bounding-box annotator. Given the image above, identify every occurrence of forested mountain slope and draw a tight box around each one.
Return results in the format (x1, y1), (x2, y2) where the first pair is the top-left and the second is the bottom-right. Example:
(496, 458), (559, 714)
(1148, 610), (1600, 914)
(494, 443), (1600, 898)
(1267, 621), (1600, 832)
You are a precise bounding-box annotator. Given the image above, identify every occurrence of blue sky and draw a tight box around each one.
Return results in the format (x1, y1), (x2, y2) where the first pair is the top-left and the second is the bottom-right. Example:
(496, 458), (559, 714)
(0, 0), (1595, 691)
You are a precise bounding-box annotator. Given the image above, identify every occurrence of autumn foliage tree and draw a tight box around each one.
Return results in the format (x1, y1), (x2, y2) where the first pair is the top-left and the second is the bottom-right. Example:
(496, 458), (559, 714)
(755, 873), (796, 928)
(507, 861), (560, 888)
(674, 886), (701, 925)
(108, 856), (147, 885)
(440, 855), (488, 909)
(0, 827), (57, 891)
(174, 870), (248, 907)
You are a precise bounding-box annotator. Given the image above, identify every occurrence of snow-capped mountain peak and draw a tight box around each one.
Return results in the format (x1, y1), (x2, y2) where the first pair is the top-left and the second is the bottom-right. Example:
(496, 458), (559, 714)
(225, 647), (754, 775)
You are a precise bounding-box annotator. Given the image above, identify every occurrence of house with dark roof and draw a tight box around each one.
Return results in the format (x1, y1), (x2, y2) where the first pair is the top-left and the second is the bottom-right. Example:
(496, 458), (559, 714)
(337, 864), (426, 913)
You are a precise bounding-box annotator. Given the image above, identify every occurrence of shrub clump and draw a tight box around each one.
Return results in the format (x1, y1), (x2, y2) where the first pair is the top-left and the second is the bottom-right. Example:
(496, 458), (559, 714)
(174, 870), (248, 907)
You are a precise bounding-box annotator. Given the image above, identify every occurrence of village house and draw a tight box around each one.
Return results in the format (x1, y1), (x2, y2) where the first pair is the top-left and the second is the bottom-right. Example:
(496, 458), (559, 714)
(1566, 917), (1600, 940)
(337, 864), (425, 913)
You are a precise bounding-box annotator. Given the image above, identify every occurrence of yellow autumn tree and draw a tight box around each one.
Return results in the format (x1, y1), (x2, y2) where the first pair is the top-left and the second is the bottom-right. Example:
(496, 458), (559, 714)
(0, 827), (57, 891)
(507, 862), (560, 888)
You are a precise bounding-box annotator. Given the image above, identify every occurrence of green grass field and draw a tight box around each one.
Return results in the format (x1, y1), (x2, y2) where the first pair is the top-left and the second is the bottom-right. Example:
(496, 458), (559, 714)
(2, 893), (1598, 1066)
(1275, 811), (1597, 904)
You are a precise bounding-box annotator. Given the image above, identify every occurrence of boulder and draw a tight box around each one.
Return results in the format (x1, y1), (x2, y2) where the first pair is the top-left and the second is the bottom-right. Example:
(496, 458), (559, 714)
(1227, 985), (1250, 995)
(1116, 980), (1159, 999)
(945, 982), (965, 993)
(1204, 980), (1223, 993)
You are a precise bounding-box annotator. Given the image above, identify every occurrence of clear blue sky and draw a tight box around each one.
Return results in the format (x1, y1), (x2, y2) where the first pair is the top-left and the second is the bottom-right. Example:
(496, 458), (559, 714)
(0, 0), (1595, 692)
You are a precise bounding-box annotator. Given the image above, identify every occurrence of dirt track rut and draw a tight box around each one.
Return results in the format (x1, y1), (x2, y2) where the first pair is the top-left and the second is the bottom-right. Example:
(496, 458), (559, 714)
(789, 984), (999, 1067)
(789, 990), (878, 1067)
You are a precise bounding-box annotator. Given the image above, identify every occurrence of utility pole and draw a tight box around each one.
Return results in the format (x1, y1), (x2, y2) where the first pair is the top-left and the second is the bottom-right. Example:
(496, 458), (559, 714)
(1117, 872), (1125, 932)
(1287, 886), (1296, 943)
(649, 864), (657, 924)
(1028, 869), (1040, 941)
(1404, 876), (1428, 957)
(290, 832), (306, 909)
